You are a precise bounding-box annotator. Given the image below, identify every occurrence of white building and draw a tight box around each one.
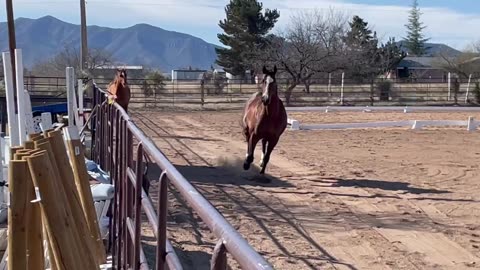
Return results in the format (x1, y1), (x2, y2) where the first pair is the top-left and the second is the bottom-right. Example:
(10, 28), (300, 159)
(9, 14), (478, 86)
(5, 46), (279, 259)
(171, 69), (207, 81)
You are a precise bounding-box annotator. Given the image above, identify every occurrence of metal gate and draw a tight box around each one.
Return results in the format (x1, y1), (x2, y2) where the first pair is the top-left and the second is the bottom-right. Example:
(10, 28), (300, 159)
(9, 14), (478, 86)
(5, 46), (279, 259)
(90, 83), (273, 270)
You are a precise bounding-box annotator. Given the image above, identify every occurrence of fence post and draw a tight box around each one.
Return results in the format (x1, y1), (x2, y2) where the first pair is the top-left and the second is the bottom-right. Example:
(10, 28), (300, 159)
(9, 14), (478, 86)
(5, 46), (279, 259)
(211, 240), (227, 270)
(156, 171), (168, 270)
(66, 67), (75, 126)
(340, 72), (345, 105)
(467, 116), (475, 132)
(328, 72), (332, 97)
(77, 79), (84, 129)
(14, 49), (27, 145)
(465, 74), (472, 104)
(2, 52), (19, 147)
(447, 72), (451, 101)
(200, 79), (205, 108)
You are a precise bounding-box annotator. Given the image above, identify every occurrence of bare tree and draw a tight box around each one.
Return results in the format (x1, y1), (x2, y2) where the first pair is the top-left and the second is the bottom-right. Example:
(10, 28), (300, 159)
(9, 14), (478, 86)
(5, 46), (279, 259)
(255, 8), (348, 104)
(436, 41), (480, 79)
(31, 45), (115, 76)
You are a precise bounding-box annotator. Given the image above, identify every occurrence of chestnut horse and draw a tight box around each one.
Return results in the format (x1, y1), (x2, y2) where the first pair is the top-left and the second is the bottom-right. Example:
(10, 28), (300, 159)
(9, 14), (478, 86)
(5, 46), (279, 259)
(242, 65), (287, 175)
(107, 68), (131, 112)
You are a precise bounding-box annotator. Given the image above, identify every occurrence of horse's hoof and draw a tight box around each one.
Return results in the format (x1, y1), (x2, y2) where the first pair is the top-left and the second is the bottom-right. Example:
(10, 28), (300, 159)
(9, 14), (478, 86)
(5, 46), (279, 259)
(243, 162), (250, 170)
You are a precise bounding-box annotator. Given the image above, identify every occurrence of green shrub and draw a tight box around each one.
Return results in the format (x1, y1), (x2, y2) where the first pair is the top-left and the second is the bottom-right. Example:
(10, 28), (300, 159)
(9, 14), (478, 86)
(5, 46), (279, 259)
(143, 71), (166, 97)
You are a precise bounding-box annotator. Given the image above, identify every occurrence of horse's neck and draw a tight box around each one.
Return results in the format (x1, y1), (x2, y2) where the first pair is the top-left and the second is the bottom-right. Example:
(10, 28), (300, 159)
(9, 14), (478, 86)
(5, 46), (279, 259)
(263, 95), (282, 116)
(116, 78), (125, 86)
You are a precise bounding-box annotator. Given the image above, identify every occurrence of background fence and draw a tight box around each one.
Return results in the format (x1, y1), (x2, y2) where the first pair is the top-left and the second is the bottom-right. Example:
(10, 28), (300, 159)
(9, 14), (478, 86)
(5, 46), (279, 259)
(1, 75), (480, 109)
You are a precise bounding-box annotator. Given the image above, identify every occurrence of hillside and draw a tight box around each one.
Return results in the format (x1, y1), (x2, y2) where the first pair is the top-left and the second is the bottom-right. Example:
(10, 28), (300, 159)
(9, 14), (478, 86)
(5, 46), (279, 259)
(0, 16), (219, 71)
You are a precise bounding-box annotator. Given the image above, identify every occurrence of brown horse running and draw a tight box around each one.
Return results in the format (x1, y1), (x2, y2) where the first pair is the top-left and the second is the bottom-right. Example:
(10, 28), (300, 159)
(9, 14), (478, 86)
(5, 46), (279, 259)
(107, 68), (131, 112)
(242, 65), (287, 175)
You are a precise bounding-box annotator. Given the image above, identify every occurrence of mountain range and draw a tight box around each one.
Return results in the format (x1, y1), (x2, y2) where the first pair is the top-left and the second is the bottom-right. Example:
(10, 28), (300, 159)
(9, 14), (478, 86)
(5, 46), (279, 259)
(0, 16), (219, 72)
(1, 16), (463, 72)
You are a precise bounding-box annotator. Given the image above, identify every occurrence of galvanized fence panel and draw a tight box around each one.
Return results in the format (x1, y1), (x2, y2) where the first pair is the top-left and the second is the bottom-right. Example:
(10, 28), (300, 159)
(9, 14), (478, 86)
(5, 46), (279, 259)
(3, 75), (480, 109)
(91, 83), (273, 270)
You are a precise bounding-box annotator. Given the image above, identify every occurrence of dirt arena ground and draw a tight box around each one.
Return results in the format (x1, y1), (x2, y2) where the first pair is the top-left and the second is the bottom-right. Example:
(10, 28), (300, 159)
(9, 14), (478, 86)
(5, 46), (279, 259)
(133, 109), (480, 270)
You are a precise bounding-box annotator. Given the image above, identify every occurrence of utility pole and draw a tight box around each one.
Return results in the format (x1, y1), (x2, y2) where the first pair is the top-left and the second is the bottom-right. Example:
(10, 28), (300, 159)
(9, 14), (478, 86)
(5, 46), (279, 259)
(80, 0), (88, 73)
(6, 0), (18, 112)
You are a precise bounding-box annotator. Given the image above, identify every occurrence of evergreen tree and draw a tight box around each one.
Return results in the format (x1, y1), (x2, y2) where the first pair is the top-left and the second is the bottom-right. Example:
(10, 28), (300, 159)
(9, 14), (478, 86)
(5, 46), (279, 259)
(344, 15), (377, 50)
(216, 0), (279, 75)
(404, 0), (429, 56)
(344, 16), (405, 83)
(344, 16), (379, 81)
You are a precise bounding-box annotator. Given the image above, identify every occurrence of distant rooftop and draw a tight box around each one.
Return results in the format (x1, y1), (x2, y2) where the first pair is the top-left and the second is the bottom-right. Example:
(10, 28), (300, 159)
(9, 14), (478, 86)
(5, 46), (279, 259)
(172, 69), (207, 72)
(95, 65), (144, 70)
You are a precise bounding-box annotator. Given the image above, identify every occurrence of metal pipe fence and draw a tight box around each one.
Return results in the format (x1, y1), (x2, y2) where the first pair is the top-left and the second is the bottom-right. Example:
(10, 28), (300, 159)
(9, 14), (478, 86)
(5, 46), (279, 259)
(2, 75), (480, 110)
(91, 83), (273, 269)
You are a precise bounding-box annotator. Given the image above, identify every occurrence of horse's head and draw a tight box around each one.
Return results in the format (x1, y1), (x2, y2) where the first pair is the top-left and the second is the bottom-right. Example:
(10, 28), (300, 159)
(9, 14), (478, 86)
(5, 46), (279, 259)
(260, 65), (278, 106)
(115, 68), (128, 84)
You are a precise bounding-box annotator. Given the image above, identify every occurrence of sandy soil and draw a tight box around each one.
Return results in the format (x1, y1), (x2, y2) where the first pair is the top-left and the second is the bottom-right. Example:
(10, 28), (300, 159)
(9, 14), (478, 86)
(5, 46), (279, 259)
(133, 109), (480, 270)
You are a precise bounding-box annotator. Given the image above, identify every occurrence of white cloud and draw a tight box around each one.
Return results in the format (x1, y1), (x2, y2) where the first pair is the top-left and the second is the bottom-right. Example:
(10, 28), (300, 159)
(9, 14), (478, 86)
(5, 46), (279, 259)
(4, 0), (480, 49)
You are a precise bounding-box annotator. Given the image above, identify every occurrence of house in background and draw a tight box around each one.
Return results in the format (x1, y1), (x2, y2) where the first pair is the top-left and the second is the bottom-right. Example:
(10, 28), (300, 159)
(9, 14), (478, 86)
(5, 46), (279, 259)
(393, 57), (449, 82)
(213, 67), (226, 77)
(171, 69), (207, 81)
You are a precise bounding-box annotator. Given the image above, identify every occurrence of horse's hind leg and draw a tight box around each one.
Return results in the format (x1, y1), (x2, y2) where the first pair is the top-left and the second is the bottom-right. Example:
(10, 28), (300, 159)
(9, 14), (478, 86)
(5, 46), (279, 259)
(260, 137), (279, 174)
(244, 134), (260, 170)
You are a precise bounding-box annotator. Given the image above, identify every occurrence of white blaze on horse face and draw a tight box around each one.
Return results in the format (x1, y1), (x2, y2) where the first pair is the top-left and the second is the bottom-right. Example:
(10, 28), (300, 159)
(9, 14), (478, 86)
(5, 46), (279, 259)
(263, 76), (274, 99)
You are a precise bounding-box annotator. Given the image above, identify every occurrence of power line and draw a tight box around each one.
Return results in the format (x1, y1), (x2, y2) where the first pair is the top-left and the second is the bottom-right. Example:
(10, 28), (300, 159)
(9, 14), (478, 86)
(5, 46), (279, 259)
(13, 1), (225, 8)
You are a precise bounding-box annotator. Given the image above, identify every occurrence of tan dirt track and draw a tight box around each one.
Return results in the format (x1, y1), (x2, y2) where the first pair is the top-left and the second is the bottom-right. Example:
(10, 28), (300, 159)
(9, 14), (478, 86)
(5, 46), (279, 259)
(133, 110), (480, 270)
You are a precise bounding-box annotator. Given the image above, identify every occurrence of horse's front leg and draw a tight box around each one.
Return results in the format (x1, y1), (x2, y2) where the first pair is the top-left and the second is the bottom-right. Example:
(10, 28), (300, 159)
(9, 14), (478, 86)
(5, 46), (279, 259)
(260, 137), (279, 174)
(244, 133), (260, 170)
(260, 139), (267, 167)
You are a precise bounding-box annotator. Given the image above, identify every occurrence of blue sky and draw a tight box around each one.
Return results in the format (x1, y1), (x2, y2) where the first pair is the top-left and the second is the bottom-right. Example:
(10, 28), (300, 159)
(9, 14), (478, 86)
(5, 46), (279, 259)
(1, 0), (479, 50)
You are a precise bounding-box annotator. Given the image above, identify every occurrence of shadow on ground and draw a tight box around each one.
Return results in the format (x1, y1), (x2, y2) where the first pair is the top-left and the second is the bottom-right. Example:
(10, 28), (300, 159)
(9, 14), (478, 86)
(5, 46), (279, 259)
(144, 157), (294, 188)
(141, 234), (219, 270)
(322, 177), (451, 194)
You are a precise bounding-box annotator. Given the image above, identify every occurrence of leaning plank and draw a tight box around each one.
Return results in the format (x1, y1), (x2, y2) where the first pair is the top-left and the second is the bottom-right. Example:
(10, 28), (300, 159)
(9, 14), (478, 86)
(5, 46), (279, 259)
(45, 131), (100, 269)
(15, 152), (45, 270)
(34, 139), (98, 270)
(8, 160), (29, 270)
(26, 151), (84, 270)
(64, 126), (106, 264)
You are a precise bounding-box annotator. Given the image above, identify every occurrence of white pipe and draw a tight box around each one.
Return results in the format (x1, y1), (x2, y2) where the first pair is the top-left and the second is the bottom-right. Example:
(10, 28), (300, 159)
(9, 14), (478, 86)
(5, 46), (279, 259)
(2, 52), (19, 147)
(72, 82), (80, 130)
(66, 67), (75, 126)
(15, 49), (27, 144)
(77, 79), (84, 129)
(24, 91), (35, 134)
(447, 72), (451, 101)
(465, 74), (472, 104)
(340, 72), (345, 105)
(327, 72), (332, 95)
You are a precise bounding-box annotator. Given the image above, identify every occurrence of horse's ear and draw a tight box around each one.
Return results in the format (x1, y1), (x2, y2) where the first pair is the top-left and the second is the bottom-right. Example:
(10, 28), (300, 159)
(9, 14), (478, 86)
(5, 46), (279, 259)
(273, 65), (277, 75)
(262, 66), (268, 75)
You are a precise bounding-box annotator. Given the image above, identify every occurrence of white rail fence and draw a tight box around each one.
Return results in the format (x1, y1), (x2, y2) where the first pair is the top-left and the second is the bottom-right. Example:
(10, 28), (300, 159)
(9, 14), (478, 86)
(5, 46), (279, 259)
(287, 116), (480, 131)
(286, 106), (480, 113)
